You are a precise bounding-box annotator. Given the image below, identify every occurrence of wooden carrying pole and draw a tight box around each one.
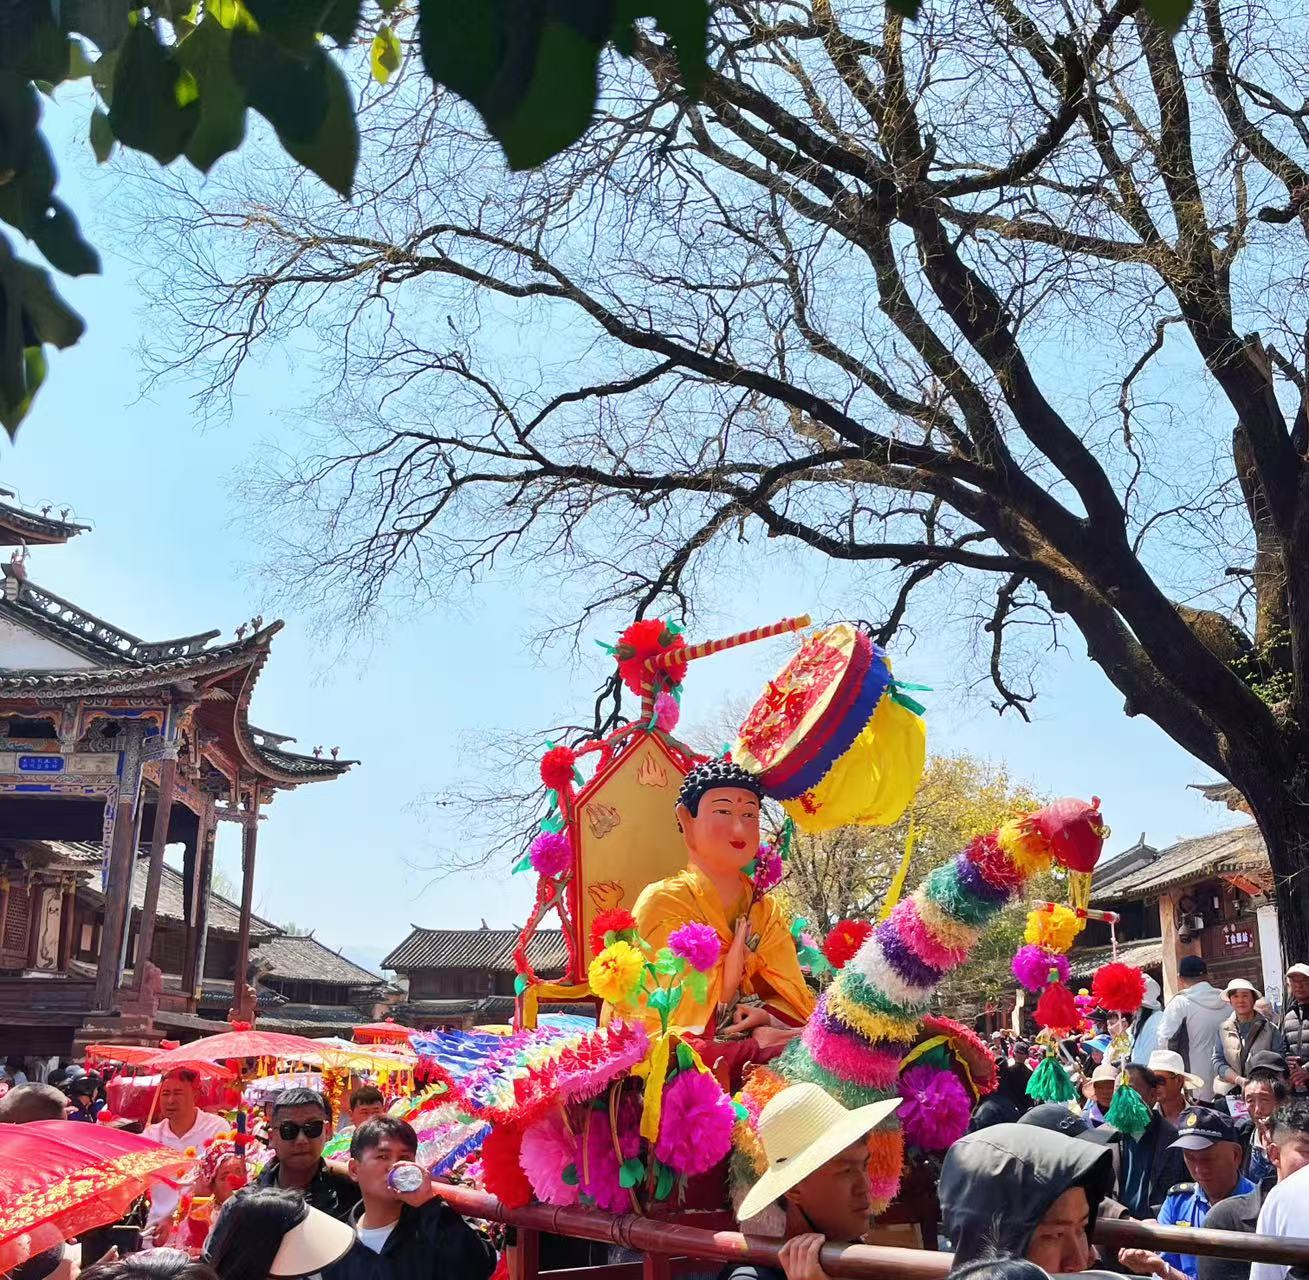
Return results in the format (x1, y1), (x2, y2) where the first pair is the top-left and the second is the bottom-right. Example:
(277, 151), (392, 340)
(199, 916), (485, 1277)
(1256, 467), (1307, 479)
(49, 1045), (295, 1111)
(431, 1186), (1309, 1280)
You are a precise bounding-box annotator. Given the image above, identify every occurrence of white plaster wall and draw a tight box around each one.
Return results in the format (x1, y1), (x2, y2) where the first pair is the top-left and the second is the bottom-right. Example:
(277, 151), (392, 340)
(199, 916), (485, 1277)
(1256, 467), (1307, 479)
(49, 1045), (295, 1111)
(0, 616), (96, 669)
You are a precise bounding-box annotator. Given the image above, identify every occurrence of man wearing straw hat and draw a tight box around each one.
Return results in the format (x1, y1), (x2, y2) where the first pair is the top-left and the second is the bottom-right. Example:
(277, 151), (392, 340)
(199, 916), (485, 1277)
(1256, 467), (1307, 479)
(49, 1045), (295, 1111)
(727, 1083), (900, 1280)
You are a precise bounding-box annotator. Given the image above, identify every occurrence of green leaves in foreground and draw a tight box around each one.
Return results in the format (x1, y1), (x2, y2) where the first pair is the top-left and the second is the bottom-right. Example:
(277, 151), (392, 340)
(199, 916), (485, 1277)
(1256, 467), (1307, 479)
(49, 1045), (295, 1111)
(417, 0), (710, 170)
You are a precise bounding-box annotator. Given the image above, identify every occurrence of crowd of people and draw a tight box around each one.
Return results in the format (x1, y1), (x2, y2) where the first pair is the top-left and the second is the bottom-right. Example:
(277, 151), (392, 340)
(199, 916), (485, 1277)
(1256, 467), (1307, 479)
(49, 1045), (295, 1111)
(2, 956), (1306, 1280)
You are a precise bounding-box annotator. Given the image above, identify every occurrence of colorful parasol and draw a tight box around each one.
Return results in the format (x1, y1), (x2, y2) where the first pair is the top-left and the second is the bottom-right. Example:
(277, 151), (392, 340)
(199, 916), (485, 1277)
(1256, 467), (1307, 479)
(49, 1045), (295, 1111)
(144, 1029), (328, 1070)
(0, 1120), (197, 1270)
(352, 1018), (414, 1045)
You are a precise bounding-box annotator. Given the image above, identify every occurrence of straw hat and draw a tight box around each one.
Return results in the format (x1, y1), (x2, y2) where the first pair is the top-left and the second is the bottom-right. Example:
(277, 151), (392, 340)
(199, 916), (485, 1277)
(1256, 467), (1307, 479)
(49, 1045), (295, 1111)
(269, 1205), (355, 1277)
(736, 1083), (901, 1222)
(1147, 1050), (1204, 1093)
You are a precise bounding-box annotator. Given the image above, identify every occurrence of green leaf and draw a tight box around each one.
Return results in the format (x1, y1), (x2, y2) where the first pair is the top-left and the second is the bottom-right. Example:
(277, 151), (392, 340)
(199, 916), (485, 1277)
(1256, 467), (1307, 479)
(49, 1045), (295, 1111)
(231, 32), (358, 195)
(540, 811), (566, 832)
(675, 1042), (694, 1072)
(512, 853), (533, 873)
(654, 1161), (675, 1200)
(653, 947), (683, 977)
(685, 968), (707, 1006)
(174, 19), (248, 172)
(732, 1100), (749, 1122)
(561, 1163), (579, 1186)
(91, 50), (117, 105)
(647, 987), (670, 1014)
(30, 200), (100, 276)
(618, 1156), (645, 1189)
(89, 108), (114, 162)
(61, 0), (132, 52)
(15, 258), (87, 348)
(18, 23), (73, 82)
(109, 21), (199, 163)
(666, 982), (683, 1012)
(370, 23), (402, 83)
(379, 0), (401, 11)
(244, 0), (362, 48)
(513, 973), (529, 995)
(1142, 0), (1193, 31)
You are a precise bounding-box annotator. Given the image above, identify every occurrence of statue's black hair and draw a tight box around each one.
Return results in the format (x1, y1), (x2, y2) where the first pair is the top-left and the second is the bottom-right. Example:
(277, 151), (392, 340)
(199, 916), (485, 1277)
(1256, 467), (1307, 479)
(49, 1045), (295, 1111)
(676, 758), (765, 816)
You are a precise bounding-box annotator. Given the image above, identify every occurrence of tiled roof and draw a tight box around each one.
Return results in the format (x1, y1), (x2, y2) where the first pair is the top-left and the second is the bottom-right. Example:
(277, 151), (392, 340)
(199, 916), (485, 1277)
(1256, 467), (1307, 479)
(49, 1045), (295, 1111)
(253, 935), (386, 987)
(382, 928), (567, 973)
(77, 855), (279, 939)
(394, 996), (585, 1022)
(1, 838), (103, 868)
(1070, 936), (1165, 978)
(0, 497), (88, 545)
(198, 979), (286, 1010)
(1093, 825), (1269, 901)
(255, 1004), (372, 1032)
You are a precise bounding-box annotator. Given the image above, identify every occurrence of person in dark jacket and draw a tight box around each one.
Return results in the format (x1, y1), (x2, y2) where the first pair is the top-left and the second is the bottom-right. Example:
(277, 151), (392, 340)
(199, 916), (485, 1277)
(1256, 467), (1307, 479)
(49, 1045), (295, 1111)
(1280, 965), (1309, 1094)
(326, 1115), (495, 1280)
(939, 1122), (1115, 1273)
(254, 1087), (360, 1221)
(970, 1056), (1032, 1131)
(1094, 1063), (1189, 1219)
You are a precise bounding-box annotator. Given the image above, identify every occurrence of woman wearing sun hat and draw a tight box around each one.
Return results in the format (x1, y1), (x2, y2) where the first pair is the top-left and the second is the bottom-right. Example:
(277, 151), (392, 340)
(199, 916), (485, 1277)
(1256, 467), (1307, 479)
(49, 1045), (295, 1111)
(205, 1188), (355, 1280)
(1212, 979), (1286, 1100)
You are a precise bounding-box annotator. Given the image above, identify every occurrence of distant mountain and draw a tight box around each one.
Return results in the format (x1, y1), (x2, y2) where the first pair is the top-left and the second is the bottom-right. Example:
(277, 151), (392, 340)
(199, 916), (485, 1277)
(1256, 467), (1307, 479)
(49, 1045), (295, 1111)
(342, 943), (395, 976)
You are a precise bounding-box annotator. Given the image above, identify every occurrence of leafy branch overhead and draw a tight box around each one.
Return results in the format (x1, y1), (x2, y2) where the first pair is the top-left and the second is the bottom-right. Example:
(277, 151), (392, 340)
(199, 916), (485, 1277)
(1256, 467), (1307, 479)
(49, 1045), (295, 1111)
(0, 0), (710, 435)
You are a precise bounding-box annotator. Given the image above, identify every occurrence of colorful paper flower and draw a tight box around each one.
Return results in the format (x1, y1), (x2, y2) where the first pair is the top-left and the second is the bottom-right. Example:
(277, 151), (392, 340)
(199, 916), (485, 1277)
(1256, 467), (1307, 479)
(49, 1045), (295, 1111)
(529, 830), (572, 878)
(539, 744), (578, 793)
(897, 1064), (972, 1152)
(520, 1111), (580, 1206)
(1011, 944), (1070, 992)
(752, 844), (784, 894)
(1024, 903), (1082, 954)
(668, 922), (721, 974)
(654, 691), (680, 732)
(823, 919), (873, 969)
(654, 1069), (735, 1177)
(589, 908), (638, 959)
(1034, 981), (1083, 1034)
(1091, 962), (1147, 1014)
(588, 941), (645, 1006)
(614, 618), (687, 696)
(579, 1096), (641, 1212)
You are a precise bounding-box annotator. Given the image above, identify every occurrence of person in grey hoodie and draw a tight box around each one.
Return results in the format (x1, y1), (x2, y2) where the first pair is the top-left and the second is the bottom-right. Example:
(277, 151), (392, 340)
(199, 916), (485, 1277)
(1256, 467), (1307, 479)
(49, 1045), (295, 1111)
(940, 1123), (1115, 1273)
(1156, 957), (1230, 1101)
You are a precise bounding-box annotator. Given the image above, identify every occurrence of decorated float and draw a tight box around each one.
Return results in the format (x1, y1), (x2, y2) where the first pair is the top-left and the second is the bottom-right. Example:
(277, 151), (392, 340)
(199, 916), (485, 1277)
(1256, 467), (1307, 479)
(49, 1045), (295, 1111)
(395, 613), (1136, 1250)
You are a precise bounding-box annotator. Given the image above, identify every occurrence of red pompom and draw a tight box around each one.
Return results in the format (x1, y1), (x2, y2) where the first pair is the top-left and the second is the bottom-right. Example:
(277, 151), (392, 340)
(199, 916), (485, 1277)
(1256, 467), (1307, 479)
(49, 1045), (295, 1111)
(540, 745), (578, 793)
(614, 618), (688, 696)
(1091, 961), (1147, 1014)
(480, 1124), (534, 1208)
(589, 908), (638, 958)
(823, 919), (873, 969)
(1034, 981), (1083, 1034)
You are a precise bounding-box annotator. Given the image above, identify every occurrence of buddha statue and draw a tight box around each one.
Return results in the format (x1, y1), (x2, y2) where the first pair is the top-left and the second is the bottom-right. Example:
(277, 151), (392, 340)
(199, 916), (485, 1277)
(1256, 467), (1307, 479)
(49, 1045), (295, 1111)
(630, 759), (815, 1078)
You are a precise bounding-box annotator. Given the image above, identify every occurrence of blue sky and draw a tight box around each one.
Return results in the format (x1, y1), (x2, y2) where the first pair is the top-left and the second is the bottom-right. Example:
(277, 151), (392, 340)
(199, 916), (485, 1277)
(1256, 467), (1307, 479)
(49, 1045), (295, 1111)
(0, 90), (1244, 976)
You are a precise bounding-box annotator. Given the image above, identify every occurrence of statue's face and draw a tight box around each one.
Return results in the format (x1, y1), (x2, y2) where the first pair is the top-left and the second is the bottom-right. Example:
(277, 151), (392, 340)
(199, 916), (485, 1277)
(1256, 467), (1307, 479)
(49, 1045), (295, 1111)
(677, 786), (760, 875)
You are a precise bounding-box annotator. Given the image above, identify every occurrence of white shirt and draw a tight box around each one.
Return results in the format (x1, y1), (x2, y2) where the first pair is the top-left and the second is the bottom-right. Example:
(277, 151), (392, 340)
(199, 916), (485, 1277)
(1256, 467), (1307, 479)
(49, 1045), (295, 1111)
(142, 1110), (230, 1227)
(1250, 1163), (1309, 1280)
(356, 1221), (398, 1254)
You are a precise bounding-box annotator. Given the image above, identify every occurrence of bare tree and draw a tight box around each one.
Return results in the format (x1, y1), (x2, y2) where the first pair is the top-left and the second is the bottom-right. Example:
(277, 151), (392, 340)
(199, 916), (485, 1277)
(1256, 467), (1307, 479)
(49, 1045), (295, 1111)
(132, 0), (1309, 959)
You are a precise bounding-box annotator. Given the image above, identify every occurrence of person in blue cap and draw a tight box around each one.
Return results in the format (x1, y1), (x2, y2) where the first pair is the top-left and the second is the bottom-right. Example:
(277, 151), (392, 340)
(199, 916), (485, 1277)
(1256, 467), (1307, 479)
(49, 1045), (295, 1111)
(1121, 1106), (1254, 1280)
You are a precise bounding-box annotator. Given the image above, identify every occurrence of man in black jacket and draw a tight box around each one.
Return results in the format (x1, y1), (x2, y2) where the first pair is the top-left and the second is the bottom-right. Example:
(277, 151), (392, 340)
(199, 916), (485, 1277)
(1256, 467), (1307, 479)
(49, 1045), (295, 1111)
(326, 1115), (495, 1280)
(254, 1087), (360, 1222)
(1096, 1063), (1189, 1219)
(1280, 965), (1309, 1095)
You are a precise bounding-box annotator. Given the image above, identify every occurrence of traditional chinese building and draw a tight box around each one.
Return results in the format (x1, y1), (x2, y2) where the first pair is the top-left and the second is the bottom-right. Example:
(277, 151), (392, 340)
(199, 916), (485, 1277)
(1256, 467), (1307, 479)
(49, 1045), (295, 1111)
(1078, 820), (1280, 1002)
(383, 926), (571, 1028)
(0, 492), (355, 1053)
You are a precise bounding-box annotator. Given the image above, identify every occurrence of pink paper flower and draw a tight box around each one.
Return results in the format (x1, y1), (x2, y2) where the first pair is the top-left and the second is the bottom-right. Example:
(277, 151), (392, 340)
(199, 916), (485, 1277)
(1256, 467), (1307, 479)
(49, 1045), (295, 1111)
(529, 830), (572, 878)
(654, 1069), (735, 1177)
(897, 1064), (972, 1152)
(520, 1110), (580, 1206)
(579, 1095), (641, 1213)
(1011, 944), (1069, 992)
(668, 922), (721, 974)
(654, 692), (680, 732)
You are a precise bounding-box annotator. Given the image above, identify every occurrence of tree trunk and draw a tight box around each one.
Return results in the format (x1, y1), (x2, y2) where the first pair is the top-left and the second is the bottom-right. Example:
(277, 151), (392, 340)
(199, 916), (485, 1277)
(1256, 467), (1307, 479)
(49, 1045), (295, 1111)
(1238, 776), (1309, 969)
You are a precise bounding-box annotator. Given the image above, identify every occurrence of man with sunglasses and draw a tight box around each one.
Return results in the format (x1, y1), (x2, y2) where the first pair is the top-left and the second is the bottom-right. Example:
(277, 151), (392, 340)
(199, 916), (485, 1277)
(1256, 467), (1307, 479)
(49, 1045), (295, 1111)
(255, 1087), (361, 1221)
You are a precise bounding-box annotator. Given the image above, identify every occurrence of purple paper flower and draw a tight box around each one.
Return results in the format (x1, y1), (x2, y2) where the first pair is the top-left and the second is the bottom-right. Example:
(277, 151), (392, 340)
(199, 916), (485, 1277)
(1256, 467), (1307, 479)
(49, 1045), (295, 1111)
(668, 922), (721, 973)
(897, 1064), (972, 1151)
(529, 830), (572, 878)
(654, 1068), (735, 1176)
(1011, 944), (1069, 992)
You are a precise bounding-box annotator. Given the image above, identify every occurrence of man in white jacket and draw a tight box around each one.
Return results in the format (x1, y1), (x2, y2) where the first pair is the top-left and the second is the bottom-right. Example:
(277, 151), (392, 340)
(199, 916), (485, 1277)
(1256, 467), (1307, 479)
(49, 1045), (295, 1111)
(1155, 956), (1230, 1102)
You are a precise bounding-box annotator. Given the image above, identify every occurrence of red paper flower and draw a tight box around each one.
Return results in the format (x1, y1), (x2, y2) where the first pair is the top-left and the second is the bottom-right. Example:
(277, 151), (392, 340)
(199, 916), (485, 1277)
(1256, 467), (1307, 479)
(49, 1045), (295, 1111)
(965, 833), (1025, 891)
(1029, 796), (1107, 873)
(589, 908), (638, 958)
(1034, 981), (1083, 1034)
(823, 919), (873, 969)
(480, 1124), (533, 1208)
(614, 618), (688, 695)
(540, 744), (578, 793)
(1092, 961), (1147, 1014)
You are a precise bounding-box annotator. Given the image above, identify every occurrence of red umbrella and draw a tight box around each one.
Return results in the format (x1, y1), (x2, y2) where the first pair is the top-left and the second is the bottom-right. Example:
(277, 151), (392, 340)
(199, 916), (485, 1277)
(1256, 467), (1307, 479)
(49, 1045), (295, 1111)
(352, 1018), (413, 1045)
(0, 1120), (196, 1270)
(144, 1028), (327, 1070)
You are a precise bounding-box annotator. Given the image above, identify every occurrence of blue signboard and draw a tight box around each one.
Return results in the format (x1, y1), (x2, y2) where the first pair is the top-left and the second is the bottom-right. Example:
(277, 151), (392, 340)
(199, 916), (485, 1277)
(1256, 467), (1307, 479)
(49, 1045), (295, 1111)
(18, 755), (65, 772)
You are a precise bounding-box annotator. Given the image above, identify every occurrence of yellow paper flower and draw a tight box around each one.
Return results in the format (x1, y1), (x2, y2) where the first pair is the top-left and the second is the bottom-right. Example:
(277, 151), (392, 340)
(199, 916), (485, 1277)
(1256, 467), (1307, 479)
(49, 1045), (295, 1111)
(997, 817), (1054, 876)
(1024, 904), (1082, 954)
(588, 940), (645, 1006)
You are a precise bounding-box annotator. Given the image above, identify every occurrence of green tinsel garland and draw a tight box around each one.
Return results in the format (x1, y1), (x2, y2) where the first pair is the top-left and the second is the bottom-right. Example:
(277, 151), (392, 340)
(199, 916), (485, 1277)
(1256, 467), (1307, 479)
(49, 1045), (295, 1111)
(1025, 1055), (1077, 1102)
(1104, 1083), (1151, 1139)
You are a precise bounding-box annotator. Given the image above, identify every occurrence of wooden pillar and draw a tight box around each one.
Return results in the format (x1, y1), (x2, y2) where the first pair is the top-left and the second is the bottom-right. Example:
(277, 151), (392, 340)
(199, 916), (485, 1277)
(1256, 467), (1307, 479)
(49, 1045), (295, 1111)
(26, 880), (43, 969)
(58, 882), (76, 970)
(183, 809), (216, 998)
(232, 789), (261, 1023)
(93, 725), (145, 1011)
(1159, 887), (1199, 1002)
(134, 754), (178, 988)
